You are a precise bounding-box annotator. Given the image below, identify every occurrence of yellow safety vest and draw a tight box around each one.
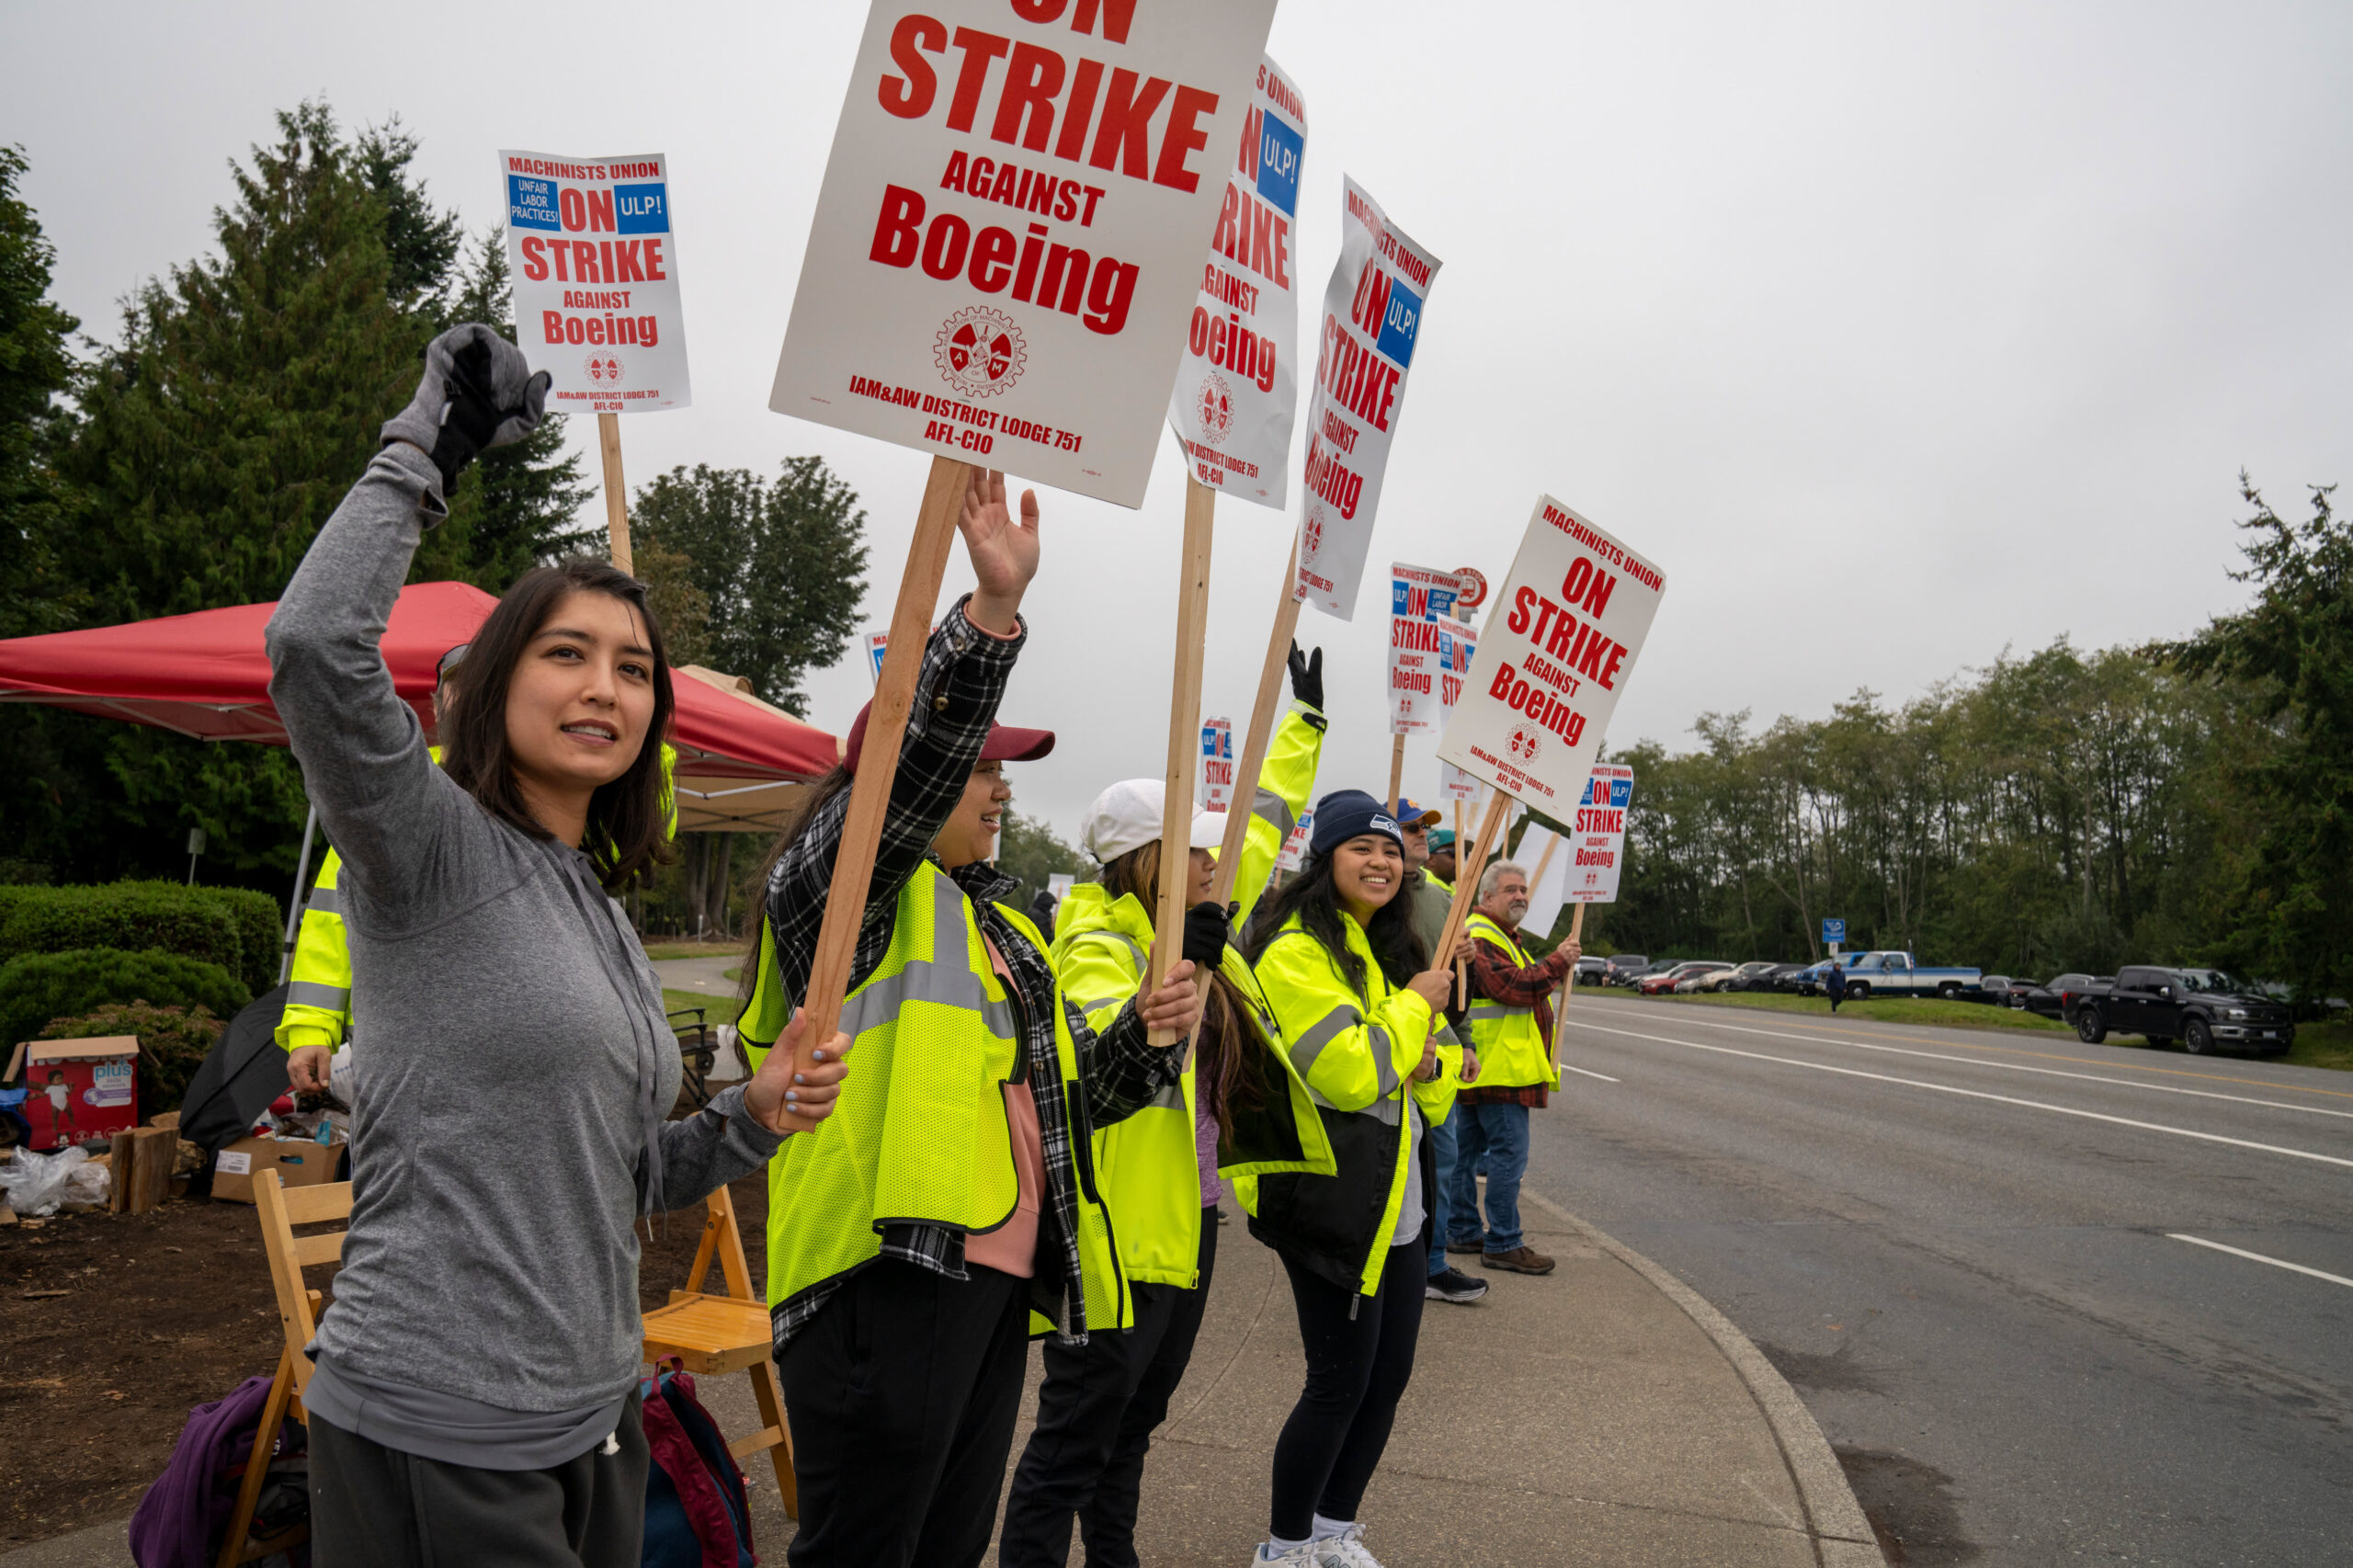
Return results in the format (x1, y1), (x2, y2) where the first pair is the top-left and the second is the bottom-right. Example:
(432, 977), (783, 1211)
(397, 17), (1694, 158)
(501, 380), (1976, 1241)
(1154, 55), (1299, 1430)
(741, 863), (1130, 1337)
(276, 852), (352, 1053)
(1461, 913), (1552, 1089)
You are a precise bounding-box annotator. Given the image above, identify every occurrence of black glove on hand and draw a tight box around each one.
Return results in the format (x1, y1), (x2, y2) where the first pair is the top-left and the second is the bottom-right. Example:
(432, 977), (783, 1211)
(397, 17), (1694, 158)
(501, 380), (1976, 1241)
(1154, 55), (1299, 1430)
(1182, 901), (1233, 968)
(381, 324), (552, 497)
(1287, 641), (1325, 718)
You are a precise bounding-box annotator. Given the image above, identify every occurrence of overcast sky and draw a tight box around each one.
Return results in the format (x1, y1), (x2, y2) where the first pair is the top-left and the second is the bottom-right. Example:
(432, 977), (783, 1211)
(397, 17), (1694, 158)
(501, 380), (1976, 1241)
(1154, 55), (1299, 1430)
(8, 1), (2350, 846)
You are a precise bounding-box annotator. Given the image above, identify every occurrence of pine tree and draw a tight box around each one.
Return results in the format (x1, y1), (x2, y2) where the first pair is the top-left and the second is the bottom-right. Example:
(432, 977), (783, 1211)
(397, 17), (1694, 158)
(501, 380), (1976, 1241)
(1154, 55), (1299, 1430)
(0, 145), (83, 639)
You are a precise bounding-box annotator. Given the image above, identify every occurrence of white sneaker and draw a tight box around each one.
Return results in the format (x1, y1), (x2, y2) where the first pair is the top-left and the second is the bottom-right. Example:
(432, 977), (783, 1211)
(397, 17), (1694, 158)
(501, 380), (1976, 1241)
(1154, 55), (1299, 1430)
(1318, 1523), (1385, 1568)
(1253, 1542), (1344, 1566)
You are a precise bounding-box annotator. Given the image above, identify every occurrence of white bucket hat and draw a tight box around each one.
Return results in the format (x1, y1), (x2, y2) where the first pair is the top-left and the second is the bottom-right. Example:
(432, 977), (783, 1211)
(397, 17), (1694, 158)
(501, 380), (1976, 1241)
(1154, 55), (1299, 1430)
(1081, 779), (1227, 864)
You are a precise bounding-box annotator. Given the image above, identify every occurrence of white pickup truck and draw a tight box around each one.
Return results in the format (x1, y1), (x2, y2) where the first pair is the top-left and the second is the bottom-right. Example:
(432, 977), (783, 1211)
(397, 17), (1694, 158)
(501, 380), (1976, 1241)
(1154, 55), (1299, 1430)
(1832, 951), (1983, 1000)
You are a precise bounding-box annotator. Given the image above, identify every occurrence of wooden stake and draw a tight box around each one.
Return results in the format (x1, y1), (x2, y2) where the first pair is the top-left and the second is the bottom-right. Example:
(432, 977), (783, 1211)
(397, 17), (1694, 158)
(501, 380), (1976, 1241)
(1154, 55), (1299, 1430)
(790, 457), (972, 1072)
(1552, 902), (1587, 1074)
(1149, 480), (1218, 1043)
(1433, 790), (1511, 974)
(597, 412), (633, 576)
(1450, 798), (1469, 1006)
(1209, 533), (1305, 910)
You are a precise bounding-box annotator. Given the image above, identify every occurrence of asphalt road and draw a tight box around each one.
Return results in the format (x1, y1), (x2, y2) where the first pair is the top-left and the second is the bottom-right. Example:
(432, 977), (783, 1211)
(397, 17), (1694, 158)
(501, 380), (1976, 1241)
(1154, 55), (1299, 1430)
(1529, 994), (2353, 1567)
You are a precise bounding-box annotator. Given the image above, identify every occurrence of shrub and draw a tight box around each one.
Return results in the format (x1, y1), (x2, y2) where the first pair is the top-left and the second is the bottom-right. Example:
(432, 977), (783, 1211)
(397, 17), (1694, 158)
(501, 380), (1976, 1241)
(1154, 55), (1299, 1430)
(0, 948), (250, 1056)
(40, 1002), (225, 1117)
(0, 881), (287, 993)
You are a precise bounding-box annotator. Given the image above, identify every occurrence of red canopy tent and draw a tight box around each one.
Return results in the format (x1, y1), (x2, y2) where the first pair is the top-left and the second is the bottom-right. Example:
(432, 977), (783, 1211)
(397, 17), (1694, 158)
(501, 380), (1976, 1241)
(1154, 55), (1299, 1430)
(0, 582), (840, 959)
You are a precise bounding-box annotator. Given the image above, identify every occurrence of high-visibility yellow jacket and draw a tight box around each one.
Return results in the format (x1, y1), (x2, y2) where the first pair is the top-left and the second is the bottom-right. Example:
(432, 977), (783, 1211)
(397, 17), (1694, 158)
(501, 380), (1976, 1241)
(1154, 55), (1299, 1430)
(1461, 913), (1553, 1089)
(276, 744), (678, 1057)
(1051, 703), (1333, 1290)
(1245, 911), (1461, 1295)
(276, 851), (352, 1053)
(742, 863), (1131, 1337)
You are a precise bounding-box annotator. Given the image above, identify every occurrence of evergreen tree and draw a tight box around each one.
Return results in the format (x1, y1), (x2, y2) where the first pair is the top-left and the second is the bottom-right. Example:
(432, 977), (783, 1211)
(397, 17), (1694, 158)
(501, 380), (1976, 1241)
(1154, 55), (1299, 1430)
(0, 145), (83, 638)
(631, 459), (870, 713)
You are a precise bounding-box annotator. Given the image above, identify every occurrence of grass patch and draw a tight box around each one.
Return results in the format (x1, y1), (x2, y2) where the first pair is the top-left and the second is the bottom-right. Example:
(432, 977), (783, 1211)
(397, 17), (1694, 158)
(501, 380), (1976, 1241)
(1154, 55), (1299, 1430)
(1614, 989), (2073, 1033)
(642, 941), (742, 961)
(662, 988), (736, 1021)
(2279, 1019), (2353, 1073)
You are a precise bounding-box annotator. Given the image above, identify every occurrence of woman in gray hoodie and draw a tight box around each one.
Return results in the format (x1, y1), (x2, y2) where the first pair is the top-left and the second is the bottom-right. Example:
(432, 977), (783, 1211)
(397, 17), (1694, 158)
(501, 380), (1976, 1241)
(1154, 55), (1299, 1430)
(265, 324), (848, 1566)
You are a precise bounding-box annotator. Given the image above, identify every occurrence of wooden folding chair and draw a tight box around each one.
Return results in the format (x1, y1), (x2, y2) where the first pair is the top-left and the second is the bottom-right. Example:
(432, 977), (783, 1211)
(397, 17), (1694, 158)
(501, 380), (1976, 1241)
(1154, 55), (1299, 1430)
(641, 1182), (798, 1517)
(218, 1168), (350, 1568)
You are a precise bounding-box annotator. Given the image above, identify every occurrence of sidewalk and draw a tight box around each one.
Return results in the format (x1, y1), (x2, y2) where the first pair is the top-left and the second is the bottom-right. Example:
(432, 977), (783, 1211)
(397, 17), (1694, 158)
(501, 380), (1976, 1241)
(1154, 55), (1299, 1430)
(13, 1194), (1881, 1567)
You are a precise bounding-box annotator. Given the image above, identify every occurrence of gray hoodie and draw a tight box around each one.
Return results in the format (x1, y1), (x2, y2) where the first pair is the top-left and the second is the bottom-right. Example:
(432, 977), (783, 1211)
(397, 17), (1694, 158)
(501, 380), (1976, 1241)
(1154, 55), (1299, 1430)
(266, 443), (781, 1427)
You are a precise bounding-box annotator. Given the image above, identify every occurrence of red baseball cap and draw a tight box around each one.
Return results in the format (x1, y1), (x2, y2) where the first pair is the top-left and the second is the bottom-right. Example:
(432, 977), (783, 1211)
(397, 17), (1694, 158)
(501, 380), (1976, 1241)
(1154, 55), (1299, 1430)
(840, 699), (1054, 776)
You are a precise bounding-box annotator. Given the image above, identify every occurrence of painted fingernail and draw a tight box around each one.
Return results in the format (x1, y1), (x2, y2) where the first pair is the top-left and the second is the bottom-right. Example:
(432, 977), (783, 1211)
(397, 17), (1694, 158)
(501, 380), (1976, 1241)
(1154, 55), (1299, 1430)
(794, 1074), (807, 1084)
(813, 1050), (827, 1062)
(786, 1090), (799, 1102)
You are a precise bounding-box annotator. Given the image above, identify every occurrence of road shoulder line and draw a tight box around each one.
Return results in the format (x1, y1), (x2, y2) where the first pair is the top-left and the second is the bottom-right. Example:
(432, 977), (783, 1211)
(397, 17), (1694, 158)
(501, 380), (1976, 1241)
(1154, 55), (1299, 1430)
(1520, 1186), (1885, 1566)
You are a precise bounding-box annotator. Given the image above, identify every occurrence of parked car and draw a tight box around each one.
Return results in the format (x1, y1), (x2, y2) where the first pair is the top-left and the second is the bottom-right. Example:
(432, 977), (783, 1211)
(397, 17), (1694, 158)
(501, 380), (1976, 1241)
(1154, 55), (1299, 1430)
(1781, 959), (1846, 996)
(2074, 966), (2294, 1055)
(1573, 955), (1610, 986)
(1729, 961), (1809, 993)
(1604, 954), (1650, 986)
(1830, 951), (1984, 1000)
(1710, 961), (1785, 992)
(1673, 961), (1739, 994)
(2051, 973), (2113, 1024)
(1640, 961), (1723, 995)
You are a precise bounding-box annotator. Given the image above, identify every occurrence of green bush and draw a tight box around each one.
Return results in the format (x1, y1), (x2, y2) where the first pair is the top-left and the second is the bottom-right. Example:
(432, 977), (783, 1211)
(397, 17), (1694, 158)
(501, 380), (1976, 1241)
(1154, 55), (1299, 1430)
(0, 881), (286, 994)
(0, 948), (250, 1056)
(40, 1002), (225, 1116)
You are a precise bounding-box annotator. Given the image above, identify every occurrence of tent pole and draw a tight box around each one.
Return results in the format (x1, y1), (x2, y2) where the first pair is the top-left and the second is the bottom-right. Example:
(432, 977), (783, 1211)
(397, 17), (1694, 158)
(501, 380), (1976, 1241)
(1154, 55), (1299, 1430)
(278, 803), (318, 987)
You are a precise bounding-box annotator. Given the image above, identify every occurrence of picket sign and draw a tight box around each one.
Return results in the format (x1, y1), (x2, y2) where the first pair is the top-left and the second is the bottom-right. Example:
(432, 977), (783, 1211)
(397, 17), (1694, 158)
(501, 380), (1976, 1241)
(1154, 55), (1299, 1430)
(501, 149), (693, 574)
(1549, 763), (1632, 1074)
(1200, 714), (1235, 812)
(768, 0), (1277, 1069)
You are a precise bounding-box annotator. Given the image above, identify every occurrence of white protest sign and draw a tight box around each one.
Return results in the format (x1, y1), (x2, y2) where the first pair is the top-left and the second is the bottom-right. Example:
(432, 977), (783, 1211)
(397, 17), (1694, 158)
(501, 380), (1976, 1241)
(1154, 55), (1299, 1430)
(862, 630), (891, 686)
(1437, 496), (1666, 810)
(1166, 55), (1305, 506)
(1386, 562), (1459, 735)
(769, 0), (1277, 507)
(501, 151), (691, 413)
(1438, 761), (1479, 801)
(1199, 714), (1234, 811)
(1293, 179), (1440, 619)
(1567, 763), (1633, 903)
(1274, 805), (1313, 870)
(1047, 871), (1075, 903)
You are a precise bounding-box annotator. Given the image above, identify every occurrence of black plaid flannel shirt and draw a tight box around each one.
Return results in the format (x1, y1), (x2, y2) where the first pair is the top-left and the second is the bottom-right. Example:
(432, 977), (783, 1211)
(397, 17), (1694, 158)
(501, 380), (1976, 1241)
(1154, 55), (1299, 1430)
(764, 597), (1179, 1350)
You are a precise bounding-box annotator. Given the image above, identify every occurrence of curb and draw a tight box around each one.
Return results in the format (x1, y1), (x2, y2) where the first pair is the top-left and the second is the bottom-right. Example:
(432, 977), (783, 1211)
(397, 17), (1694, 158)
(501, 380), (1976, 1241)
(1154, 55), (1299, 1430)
(1524, 1188), (1886, 1567)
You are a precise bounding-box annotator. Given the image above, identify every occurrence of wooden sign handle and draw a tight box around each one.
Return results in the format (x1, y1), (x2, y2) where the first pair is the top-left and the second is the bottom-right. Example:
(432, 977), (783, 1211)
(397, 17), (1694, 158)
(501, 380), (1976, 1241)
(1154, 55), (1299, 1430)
(1149, 480), (1218, 1042)
(1433, 790), (1512, 979)
(1386, 733), (1406, 817)
(597, 412), (632, 577)
(1450, 800), (1468, 1006)
(1209, 535), (1305, 910)
(791, 457), (972, 1072)
(1552, 901), (1587, 1072)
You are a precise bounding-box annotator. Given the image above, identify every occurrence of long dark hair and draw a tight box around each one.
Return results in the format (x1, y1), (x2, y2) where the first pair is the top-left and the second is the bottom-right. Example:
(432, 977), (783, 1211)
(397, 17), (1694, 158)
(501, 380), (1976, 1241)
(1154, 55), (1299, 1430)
(733, 763), (856, 1017)
(1244, 847), (1428, 995)
(438, 559), (676, 892)
(1104, 842), (1267, 1131)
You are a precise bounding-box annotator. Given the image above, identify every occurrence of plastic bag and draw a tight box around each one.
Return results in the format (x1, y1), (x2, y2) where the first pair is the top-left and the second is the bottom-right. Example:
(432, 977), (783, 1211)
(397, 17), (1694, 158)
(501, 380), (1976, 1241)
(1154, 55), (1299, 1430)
(0, 1144), (110, 1217)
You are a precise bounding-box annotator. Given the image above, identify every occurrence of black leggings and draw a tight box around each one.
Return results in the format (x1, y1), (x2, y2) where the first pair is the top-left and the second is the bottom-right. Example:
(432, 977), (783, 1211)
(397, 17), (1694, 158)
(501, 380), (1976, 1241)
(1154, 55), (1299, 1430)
(1268, 1241), (1426, 1540)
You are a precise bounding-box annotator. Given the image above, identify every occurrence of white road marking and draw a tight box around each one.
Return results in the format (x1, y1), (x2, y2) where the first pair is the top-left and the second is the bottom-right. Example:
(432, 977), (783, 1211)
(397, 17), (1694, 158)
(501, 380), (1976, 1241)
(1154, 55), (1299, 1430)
(1558, 1062), (1620, 1083)
(1564, 1017), (2353, 1172)
(2165, 1233), (2353, 1290)
(1597, 1006), (2353, 1123)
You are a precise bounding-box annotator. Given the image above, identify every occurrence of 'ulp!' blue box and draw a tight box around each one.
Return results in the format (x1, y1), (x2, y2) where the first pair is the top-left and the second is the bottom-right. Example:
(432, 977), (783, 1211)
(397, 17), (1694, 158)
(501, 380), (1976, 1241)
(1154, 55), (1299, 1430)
(507, 175), (561, 233)
(615, 183), (670, 235)
(1254, 109), (1303, 218)
(1375, 278), (1424, 369)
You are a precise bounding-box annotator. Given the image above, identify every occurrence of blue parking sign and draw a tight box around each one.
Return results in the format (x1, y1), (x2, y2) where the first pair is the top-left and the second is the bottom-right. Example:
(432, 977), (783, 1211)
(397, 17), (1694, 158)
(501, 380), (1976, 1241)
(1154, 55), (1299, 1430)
(1822, 918), (1846, 945)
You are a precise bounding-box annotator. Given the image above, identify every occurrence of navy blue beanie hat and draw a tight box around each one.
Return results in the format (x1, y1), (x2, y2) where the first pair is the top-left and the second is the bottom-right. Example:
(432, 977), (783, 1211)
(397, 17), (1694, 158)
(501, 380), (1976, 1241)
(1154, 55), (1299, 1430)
(1310, 790), (1404, 857)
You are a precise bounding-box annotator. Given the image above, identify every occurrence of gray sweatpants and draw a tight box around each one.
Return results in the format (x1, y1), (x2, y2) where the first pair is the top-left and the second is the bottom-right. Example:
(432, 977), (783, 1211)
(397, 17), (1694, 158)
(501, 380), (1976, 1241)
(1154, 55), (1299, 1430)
(306, 1392), (647, 1567)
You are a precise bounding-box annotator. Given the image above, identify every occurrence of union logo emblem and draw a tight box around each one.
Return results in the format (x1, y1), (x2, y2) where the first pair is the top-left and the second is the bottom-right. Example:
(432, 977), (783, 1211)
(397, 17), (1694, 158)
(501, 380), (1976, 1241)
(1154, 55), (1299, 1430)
(934, 307), (1028, 399)
(1195, 371), (1233, 445)
(1507, 725), (1543, 762)
(1302, 506), (1324, 558)
(585, 352), (624, 385)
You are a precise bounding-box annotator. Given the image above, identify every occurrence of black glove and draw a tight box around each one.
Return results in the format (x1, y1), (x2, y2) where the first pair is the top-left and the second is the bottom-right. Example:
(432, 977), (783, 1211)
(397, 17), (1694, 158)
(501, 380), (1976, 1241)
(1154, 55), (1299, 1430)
(1287, 641), (1324, 716)
(1182, 901), (1233, 968)
(381, 324), (552, 496)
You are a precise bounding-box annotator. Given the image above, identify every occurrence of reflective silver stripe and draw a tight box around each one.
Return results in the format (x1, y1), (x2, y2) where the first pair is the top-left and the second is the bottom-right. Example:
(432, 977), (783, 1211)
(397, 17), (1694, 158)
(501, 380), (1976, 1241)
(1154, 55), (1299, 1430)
(840, 871), (1020, 1040)
(1142, 1081), (1188, 1112)
(1100, 931), (1146, 973)
(1306, 1083), (1403, 1126)
(302, 885), (340, 915)
(1082, 997), (1126, 1029)
(286, 980), (349, 1011)
(1369, 1025), (1400, 1096)
(1252, 787), (1293, 838)
(1462, 1005), (1515, 1022)
(1289, 1005), (1362, 1080)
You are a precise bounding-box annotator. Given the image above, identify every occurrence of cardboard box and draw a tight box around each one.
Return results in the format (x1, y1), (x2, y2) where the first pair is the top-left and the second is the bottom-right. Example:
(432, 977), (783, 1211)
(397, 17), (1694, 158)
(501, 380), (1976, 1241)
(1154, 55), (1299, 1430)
(211, 1131), (348, 1204)
(5, 1038), (140, 1151)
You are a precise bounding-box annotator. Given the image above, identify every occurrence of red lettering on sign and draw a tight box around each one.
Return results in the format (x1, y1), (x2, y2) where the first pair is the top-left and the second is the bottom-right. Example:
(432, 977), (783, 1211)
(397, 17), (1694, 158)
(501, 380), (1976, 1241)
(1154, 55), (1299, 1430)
(881, 14), (948, 118)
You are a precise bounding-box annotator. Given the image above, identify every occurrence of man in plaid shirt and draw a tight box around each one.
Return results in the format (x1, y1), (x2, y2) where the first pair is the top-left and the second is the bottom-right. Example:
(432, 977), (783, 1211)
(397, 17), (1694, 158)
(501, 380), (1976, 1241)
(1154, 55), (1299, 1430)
(1445, 859), (1579, 1276)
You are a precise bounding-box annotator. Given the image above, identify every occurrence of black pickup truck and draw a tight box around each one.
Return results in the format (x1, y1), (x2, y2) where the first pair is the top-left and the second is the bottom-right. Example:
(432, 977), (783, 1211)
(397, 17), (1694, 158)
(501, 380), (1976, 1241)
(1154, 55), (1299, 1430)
(2071, 966), (2294, 1056)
